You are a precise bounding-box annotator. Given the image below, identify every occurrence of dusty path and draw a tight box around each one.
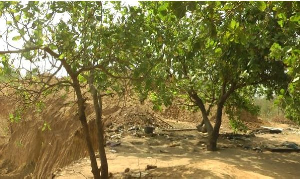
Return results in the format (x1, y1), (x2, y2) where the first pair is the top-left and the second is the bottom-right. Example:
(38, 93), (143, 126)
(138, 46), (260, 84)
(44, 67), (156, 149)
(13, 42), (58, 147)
(54, 124), (300, 179)
(56, 148), (300, 179)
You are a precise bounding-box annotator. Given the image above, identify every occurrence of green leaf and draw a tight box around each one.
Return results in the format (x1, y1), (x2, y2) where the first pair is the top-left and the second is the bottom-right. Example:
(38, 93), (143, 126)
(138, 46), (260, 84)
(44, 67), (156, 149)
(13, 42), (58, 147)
(215, 48), (222, 56)
(58, 53), (65, 59)
(290, 14), (300, 23)
(12, 35), (21, 41)
(15, 14), (20, 21)
(258, 2), (266, 11)
(277, 13), (286, 20)
(270, 43), (283, 59)
(42, 122), (51, 131)
(20, 28), (25, 36)
(277, 20), (284, 27)
(78, 74), (86, 83)
(46, 13), (53, 20)
(229, 19), (238, 29)
(158, 2), (168, 15)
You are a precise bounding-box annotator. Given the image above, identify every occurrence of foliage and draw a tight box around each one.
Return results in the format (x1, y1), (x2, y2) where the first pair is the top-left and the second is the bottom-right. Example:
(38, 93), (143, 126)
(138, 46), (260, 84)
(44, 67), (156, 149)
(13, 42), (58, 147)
(267, 2), (300, 123)
(42, 121), (51, 131)
(130, 2), (298, 150)
(0, 1), (146, 178)
(0, 1), (299, 175)
(9, 110), (22, 123)
(229, 118), (248, 133)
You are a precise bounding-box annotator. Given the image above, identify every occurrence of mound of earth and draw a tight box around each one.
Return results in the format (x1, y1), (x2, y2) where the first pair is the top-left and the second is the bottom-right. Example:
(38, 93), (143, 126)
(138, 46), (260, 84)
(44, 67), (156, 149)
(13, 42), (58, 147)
(0, 90), (203, 178)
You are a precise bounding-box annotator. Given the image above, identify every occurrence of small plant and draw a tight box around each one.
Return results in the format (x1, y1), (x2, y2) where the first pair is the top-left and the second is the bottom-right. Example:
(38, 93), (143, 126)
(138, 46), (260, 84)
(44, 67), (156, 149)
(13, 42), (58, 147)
(229, 118), (248, 133)
(16, 140), (23, 147)
(42, 121), (51, 131)
(9, 110), (22, 123)
(36, 101), (45, 113)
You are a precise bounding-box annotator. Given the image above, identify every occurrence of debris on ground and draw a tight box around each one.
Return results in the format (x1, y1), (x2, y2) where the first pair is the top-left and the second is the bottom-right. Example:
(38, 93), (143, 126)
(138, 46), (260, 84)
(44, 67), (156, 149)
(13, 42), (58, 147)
(222, 133), (255, 141)
(265, 148), (300, 152)
(124, 168), (130, 173)
(251, 126), (283, 134)
(162, 128), (198, 132)
(159, 149), (169, 153)
(265, 141), (300, 153)
(282, 141), (299, 149)
(107, 141), (121, 147)
(145, 165), (157, 170)
(144, 126), (155, 134)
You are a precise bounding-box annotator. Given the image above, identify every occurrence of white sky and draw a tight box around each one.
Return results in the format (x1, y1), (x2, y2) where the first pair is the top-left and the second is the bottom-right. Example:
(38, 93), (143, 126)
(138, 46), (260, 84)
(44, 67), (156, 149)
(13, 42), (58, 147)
(0, 0), (140, 77)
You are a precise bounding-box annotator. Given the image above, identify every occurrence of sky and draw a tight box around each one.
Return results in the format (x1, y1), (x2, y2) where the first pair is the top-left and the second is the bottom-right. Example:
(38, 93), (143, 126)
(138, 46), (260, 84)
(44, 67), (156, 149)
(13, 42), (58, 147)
(0, 1), (140, 77)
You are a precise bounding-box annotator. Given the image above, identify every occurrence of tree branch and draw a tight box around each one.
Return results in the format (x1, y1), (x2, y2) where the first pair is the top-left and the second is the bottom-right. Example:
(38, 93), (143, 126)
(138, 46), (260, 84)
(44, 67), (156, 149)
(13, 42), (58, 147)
(0, 46), (40, 54)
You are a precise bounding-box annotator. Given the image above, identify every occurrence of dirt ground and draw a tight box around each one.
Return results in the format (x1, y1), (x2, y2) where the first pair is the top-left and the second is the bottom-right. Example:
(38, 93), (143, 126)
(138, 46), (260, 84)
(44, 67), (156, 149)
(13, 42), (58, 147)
(54, 121), (300, 179)
(1, 90), (300, 179)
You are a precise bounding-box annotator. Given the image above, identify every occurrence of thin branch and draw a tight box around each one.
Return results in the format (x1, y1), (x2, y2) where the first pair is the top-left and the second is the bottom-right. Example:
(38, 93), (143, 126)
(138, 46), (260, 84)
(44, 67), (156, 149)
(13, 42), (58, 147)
(0, 46), (40, 54)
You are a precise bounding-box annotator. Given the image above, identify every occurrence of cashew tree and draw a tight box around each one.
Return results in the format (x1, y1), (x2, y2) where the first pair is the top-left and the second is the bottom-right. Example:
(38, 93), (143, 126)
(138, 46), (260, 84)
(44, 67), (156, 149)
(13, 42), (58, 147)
(0, 1), (150, 178)
(135, 2), (296, 151)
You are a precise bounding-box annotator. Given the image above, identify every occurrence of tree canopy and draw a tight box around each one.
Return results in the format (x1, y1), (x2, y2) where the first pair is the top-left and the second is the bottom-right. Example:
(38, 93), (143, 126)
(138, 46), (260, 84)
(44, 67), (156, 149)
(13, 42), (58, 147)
(0, 1), (299, 178)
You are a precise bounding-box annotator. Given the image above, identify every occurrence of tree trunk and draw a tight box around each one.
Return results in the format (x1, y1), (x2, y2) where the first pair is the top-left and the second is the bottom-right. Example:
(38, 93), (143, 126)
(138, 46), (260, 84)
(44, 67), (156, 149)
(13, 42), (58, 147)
(73, 79), (101, 179)
(188, 90), (213, 133)
(207, 134), (218, 151)
(96, 96), (108, 179)
(196, 119), (207, 133)
(78, 116), (100, 179)
(207, 103), (223, 151)
(89, 77), (108, 179)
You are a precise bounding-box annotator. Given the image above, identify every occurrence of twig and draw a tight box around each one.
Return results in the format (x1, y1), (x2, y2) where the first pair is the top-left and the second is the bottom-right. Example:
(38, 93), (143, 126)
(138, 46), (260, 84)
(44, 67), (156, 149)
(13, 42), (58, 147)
(162, 128), (197, 132)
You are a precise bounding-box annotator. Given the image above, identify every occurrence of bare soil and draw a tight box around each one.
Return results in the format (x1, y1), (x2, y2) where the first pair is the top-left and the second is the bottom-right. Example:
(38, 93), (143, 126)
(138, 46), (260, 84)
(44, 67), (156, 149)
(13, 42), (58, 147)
(0, 91), (300, 179)
(54, 122), (300, 179)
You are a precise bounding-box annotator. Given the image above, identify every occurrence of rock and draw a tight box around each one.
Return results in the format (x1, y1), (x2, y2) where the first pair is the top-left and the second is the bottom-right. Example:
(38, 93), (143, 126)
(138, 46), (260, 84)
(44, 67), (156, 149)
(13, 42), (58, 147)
(108, 141), (121, 147)
(109, 172), (113, 178)
(159, 149), (169, 153)
(252, 126), (283, 134)
(124, 168), (130, 173)
(110, 149), (117, 153)
(145, 165), (157, 170)
(243, 145), (251, 150)
(252, 146), (262, 152)
(269, 129), (282, 134)
(196, 124), (207, 133)
(144, 126), (155, 134)
(265, 147), (300, 152)
(282, 141), (299, 149)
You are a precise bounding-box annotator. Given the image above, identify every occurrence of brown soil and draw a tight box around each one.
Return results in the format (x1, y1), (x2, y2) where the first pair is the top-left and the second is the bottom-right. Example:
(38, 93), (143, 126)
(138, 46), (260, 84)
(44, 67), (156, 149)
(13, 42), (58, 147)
(0, 90), (300, 179)
(53, 123), (300, 179)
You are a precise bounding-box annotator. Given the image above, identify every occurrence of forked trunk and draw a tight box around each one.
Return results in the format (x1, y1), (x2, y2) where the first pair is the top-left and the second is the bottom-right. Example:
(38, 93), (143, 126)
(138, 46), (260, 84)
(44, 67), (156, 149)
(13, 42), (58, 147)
(78, 116), (100, 179)
(91, 90), (108, 178)
(73, 80), (101, 179)
(89, 73), (108, 179)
